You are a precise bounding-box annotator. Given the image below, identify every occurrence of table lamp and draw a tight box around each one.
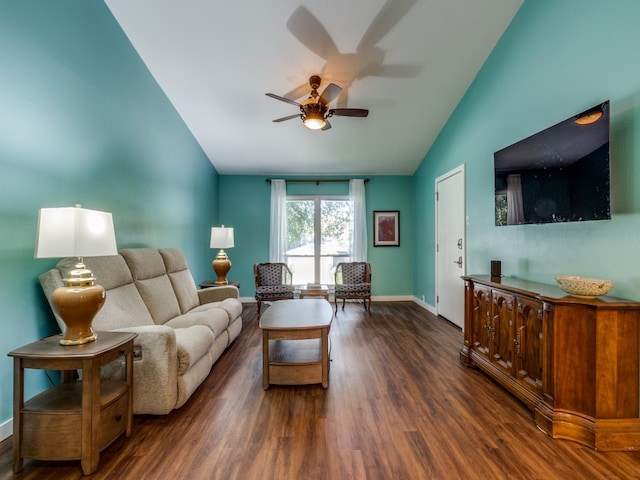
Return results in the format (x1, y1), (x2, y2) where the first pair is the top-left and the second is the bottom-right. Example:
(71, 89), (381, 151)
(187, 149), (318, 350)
(35, 205), (117, 345)
(210, 225), (234, 284)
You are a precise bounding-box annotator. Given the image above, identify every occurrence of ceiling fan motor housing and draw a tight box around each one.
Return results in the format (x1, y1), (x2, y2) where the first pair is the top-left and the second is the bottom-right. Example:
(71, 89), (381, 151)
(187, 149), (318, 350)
(309, 74), (322, 92)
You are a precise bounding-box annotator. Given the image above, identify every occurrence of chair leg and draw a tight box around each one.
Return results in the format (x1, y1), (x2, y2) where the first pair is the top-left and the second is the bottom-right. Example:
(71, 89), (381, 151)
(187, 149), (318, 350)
(257, 300), (261, 318)
(342, 299), (346, 310)
(334, 299), (338, 314)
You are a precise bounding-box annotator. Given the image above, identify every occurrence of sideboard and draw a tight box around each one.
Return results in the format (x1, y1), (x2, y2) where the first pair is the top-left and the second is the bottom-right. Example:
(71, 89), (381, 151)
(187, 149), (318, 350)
(460, 275), (640, 451)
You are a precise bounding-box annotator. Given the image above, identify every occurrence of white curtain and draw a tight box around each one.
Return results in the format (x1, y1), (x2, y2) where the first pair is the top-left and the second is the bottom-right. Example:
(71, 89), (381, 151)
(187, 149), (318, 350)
(506, 174), (525, 225)
(269, 179), (287, 262)
(349, 179), (368, 262)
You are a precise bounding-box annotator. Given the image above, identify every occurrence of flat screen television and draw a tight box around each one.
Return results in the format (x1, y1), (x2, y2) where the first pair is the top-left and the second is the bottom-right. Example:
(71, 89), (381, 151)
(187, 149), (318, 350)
(494, 100), (610, 226)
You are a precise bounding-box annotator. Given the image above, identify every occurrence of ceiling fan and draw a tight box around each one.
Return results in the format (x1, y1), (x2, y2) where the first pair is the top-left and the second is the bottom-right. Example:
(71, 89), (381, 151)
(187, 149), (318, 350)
(266, 75), (368, 131)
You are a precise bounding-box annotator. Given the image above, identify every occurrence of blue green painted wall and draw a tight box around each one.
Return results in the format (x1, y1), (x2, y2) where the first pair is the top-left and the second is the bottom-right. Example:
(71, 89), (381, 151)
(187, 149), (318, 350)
(413, 0), (640, 305)
(0, 3), (218, 427)
(218, 175), (414, 298)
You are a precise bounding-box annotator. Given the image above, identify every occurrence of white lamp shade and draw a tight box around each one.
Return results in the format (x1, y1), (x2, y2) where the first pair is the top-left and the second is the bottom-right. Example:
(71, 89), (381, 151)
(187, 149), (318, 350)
(210, 226), (234, 249)
(35, 207), (118, 258)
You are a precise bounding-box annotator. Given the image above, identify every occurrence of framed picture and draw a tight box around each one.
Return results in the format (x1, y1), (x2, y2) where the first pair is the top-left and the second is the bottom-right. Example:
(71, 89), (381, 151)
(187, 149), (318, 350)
(373, 210), (400, 247)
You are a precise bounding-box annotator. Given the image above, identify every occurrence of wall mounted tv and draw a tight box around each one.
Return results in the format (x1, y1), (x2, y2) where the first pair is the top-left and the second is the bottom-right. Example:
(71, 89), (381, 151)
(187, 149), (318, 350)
(494, 100), (610, 226)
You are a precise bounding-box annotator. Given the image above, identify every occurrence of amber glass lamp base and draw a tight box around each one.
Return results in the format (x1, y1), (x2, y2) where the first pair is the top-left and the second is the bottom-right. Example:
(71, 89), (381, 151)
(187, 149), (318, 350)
(51, 263), (106, 345)
(212, 250), (232, 285)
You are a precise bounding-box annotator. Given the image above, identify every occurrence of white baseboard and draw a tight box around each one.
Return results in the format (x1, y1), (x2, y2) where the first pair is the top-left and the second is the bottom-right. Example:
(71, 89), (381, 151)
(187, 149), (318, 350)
(412, 296), (437, 315)
(1, 417), (12, 443)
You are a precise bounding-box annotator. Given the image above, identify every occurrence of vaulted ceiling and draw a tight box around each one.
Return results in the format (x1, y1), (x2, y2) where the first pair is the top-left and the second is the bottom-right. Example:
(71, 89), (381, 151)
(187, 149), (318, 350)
(105, 0), (523, 175)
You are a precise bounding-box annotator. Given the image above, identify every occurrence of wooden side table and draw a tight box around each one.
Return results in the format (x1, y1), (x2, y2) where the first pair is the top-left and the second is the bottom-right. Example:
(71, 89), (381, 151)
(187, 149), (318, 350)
(8, 331), (136, 475)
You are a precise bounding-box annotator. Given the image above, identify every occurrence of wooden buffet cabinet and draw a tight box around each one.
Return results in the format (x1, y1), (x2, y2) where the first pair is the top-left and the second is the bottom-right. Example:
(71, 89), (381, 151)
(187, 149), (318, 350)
(460, 275), (640, 451)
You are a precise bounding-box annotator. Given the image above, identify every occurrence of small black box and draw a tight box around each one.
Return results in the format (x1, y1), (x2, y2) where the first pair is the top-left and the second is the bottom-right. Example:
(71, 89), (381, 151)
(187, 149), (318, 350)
(491, 260), (501, 277)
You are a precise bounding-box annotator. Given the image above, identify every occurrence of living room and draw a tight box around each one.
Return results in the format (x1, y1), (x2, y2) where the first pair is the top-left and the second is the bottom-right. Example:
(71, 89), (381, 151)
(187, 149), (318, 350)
(2, 0), (640, 477)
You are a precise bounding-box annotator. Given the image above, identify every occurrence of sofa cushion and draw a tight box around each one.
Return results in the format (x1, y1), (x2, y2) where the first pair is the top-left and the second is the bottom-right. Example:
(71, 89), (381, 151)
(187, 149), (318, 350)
(134, 276), (182, 325)
(165, 309), (230, 339)
(192, 298), (243, 323)
(93, 283), (155, 330)
(173, 325), (214, 376)
(120, 248), (167, 280)
(121, 248), (182, 325)
(160, 248), (200, 313)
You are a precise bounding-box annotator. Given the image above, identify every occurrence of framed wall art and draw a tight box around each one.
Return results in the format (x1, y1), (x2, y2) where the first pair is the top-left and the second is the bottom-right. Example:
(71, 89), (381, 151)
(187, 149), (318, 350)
(373, 210), (400, 247)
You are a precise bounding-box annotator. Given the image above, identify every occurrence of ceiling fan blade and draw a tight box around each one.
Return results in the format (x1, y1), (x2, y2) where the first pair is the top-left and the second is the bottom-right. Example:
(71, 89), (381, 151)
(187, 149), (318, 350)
(265, 93), (300, 107)
(283, 83), (311, 102)
(330, 108), (369, 117)
(272, 114), (301, 123)
(321, 120), (332, 131)
(319, 83), (342, 105)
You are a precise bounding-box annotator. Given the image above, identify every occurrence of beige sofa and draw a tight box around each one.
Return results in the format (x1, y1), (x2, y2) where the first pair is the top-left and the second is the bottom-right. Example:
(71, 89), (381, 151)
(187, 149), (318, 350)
(39, 247), (242, 415)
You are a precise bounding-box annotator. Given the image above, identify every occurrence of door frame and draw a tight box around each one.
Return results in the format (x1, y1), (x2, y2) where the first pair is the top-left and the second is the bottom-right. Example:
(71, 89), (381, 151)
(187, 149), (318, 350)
(434, 164), (466, 327)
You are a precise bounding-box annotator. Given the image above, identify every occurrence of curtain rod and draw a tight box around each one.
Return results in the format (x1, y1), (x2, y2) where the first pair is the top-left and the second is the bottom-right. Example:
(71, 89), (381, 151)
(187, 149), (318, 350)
(265, 178), (369, 184)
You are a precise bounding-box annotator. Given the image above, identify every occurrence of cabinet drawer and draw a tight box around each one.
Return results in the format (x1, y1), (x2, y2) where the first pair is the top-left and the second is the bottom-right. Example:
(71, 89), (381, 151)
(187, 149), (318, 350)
(99, 390), (129, 450)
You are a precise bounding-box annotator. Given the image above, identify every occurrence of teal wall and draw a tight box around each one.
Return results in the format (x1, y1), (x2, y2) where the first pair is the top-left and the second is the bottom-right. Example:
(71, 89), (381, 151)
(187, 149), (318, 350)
(218, 176), (414, 298)
(414, 0), (640, 305)
(7, 0), (639, 438)
(0, 3), (218, 426)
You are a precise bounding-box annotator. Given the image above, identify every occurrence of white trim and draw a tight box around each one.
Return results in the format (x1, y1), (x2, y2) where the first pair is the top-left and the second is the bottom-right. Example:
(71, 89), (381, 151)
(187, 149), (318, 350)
(1, 417), (12, 442)
(412, 296), (437, 315)
(371, 295), (414, 302)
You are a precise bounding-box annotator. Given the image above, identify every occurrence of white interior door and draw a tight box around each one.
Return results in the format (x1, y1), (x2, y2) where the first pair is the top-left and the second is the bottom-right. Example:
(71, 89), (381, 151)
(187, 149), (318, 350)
(435, 165), (465, 328)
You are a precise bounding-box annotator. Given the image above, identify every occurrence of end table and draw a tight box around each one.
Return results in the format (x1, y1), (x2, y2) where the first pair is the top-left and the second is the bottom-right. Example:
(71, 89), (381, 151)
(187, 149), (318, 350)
(8, 331), (136, 475)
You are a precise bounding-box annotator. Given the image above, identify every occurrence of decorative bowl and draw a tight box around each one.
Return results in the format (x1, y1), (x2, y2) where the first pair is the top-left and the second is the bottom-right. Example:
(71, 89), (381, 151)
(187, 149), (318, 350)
(555, 275), (614, 297)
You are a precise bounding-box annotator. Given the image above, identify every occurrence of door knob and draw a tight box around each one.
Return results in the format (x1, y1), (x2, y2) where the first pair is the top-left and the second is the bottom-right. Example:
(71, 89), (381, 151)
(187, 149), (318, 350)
(453, 256), (463, 268)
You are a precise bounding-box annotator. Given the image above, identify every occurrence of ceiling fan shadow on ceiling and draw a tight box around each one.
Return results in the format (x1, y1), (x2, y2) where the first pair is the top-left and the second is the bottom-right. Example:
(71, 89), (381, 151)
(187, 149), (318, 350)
(283, 1), (421, 108)
(266, 75), (368, 131)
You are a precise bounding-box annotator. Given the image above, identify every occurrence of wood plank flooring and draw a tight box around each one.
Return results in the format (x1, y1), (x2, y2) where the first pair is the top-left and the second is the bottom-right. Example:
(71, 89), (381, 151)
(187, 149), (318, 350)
(2, 301), (640, 479)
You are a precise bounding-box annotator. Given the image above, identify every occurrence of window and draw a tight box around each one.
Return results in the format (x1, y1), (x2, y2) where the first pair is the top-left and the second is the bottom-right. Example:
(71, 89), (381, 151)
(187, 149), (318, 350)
(285, 196), (352, 285)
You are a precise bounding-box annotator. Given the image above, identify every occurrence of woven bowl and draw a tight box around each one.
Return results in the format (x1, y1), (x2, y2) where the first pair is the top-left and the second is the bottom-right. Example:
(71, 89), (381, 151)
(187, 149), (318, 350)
(555, 275), (614, 297)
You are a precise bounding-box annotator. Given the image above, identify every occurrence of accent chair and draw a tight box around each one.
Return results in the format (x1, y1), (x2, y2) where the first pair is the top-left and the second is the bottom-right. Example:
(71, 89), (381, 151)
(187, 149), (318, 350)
(334, 262), (371, 313)
(254, 262), (295, 317)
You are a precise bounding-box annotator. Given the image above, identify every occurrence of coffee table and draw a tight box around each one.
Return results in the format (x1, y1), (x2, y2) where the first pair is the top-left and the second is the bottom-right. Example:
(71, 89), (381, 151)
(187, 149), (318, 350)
(259, 299), (333, 389)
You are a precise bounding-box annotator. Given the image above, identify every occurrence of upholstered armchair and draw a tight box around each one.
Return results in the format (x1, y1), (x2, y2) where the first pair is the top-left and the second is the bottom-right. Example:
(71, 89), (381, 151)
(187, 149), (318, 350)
(254, 262), (295, 317)
(334, 262), (372, 313)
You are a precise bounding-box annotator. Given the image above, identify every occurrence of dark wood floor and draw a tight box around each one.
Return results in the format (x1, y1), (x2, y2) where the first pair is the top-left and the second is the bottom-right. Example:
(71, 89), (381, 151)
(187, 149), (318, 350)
(2, 301), (640, 479)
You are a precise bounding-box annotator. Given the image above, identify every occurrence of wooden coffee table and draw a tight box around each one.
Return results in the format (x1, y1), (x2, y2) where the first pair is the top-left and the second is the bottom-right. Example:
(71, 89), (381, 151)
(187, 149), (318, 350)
(259, 299), (333, 389)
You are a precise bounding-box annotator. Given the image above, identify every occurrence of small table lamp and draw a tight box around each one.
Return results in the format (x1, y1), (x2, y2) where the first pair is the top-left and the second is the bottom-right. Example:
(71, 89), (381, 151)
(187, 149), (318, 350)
(35, 206), (117, 345)
(210, 226), (234, 284)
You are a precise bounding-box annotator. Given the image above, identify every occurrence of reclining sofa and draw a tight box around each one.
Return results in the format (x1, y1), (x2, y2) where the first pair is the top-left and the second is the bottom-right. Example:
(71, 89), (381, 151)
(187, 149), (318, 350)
(39, 247), (243, 415)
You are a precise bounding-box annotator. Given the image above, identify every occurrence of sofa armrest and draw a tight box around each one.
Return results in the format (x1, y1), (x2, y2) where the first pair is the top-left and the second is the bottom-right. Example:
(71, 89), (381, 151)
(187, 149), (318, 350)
(109, 325), (179, 415)
(197, 285), (239, 304)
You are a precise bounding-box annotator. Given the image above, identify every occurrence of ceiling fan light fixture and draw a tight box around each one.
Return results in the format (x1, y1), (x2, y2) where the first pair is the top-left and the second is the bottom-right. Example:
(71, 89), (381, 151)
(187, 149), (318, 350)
(303, 113), (326, 130)
(302, 103), (327, 130)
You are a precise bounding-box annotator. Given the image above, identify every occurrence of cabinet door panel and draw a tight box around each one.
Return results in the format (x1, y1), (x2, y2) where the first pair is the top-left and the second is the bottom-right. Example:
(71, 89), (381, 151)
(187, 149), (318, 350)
(471, 285), (491, 359)
(515, 296), (543, 395)
(492, 290), (514, 375)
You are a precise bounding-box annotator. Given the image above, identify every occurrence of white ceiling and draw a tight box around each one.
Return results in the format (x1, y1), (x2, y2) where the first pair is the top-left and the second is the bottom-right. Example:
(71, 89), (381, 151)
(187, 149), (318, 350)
(105, 0), (522, 176)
